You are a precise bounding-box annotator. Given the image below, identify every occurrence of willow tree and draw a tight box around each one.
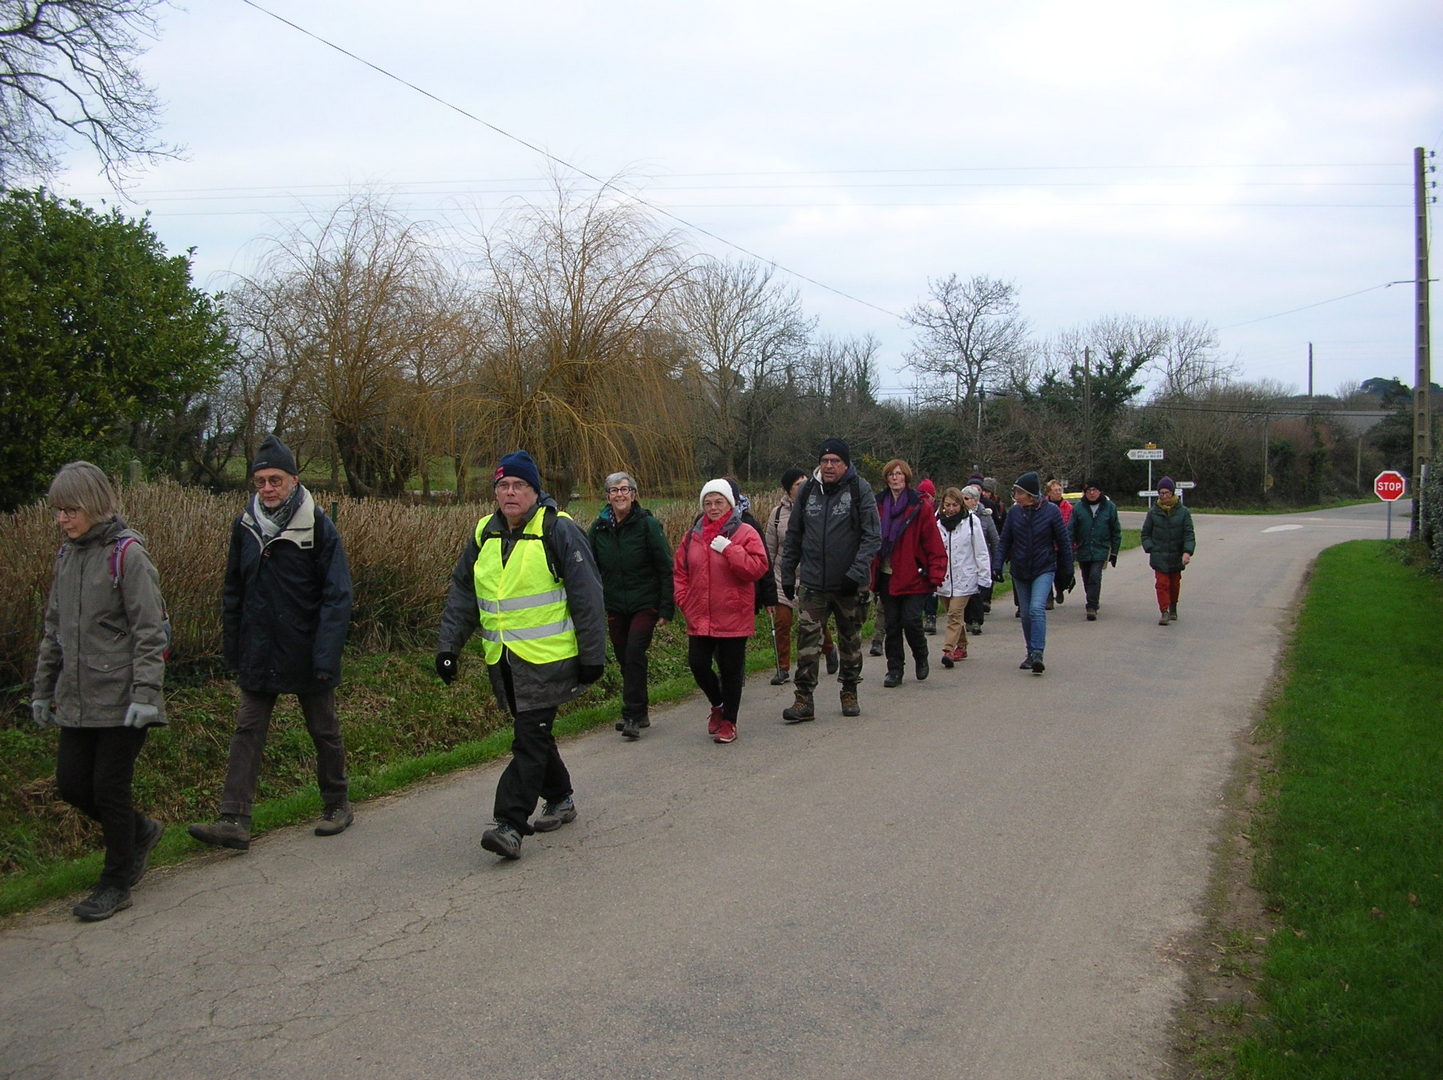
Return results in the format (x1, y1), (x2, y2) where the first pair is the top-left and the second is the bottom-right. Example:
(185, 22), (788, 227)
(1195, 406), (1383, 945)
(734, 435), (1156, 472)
(469, 178), (695, 500)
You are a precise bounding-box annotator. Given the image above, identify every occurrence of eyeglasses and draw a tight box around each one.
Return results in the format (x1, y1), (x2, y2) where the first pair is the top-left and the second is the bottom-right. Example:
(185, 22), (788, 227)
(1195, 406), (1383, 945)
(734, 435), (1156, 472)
(606, 486), (635, 495)
(53, 506), (83, 517)
(253, 476), (290, 490)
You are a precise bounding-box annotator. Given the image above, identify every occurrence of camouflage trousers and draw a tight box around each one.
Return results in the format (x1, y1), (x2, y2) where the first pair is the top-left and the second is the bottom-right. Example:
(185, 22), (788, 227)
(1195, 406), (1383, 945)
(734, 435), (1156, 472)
(794, 586), (866, 692)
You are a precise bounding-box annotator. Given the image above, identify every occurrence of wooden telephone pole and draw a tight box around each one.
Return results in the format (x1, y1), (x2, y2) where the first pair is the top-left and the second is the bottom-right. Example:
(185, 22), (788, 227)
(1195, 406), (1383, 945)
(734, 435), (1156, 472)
(1413, 146), (1433, 540)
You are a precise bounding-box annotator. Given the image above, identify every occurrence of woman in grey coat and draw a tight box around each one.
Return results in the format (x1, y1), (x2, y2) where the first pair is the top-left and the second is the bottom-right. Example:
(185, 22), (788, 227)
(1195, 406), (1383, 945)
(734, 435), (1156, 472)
(31, 462), (168, 921)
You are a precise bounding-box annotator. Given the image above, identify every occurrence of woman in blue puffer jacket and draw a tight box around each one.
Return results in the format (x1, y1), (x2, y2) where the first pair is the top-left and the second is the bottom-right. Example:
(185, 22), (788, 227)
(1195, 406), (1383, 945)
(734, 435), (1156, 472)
(997, 471), (1073, 675)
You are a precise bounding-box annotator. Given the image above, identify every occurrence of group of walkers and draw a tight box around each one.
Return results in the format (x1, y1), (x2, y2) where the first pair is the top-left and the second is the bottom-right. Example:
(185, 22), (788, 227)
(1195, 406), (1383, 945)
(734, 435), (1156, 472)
(29, 437), (1199, 906)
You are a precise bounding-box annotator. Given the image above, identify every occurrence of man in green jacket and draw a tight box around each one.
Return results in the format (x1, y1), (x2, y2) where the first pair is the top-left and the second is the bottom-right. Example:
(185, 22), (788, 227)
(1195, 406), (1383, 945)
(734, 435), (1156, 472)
(1140, 476), (1195, 625)
(1070, 479), (1122, 621)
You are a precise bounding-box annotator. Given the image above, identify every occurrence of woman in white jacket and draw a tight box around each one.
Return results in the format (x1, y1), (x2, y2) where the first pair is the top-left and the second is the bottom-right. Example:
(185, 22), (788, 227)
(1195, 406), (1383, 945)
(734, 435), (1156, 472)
(935, 487), (992, 667)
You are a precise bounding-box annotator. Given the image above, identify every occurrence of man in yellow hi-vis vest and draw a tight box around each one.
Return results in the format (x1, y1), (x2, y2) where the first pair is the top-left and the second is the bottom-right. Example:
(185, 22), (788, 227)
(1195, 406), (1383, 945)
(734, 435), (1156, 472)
(436, 451), (607, 860)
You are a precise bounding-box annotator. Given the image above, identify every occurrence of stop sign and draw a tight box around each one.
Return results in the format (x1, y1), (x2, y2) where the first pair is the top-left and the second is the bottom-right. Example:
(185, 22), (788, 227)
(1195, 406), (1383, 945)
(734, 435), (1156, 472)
(1374, 470), (1407, 501)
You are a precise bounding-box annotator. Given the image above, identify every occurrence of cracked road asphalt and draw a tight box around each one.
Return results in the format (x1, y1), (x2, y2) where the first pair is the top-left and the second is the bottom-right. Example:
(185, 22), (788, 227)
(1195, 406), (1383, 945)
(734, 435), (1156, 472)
(0, 503), (1391, 1080)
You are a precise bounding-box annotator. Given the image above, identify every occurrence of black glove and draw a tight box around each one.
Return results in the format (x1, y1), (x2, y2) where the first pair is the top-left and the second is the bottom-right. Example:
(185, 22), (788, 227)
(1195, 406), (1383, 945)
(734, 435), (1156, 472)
(1064, 574), (1076, 593)
(782, 581), (796, 602)
(1109, 554), (1117, 568)
(578, 663), (604, 685)
(836, 578), (859, 596)
(435, 652), (458, 685)
(995, 569), (1005, 585)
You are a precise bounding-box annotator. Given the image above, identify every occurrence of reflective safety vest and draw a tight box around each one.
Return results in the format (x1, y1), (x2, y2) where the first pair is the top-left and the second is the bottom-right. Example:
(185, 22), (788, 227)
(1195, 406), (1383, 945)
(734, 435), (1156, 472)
(472, 509), (578, 666)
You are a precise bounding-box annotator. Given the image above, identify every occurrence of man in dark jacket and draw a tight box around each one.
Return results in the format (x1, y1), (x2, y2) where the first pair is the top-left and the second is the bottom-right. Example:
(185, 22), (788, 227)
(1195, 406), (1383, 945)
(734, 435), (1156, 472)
(777, 437), (881, 722)
(1070, 478), (1122, 620)
(436, 450), (607, 860)
(997, 470), (1072, 675)
(189, 435), (354, 851)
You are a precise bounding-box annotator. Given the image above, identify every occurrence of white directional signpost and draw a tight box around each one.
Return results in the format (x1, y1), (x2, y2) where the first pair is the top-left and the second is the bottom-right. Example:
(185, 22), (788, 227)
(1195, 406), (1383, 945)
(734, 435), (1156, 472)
(1127, 447), (1164, 502)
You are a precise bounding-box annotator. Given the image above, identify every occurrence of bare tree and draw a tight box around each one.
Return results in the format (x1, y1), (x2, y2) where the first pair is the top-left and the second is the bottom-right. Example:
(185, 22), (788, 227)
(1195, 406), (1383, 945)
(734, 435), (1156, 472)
(466, 176), (695, 499)
(1147, 318), (1232, 399)
(674, 256), (814, 477)
(0, 0), (178, 187)
(904, 274), (1032, 463)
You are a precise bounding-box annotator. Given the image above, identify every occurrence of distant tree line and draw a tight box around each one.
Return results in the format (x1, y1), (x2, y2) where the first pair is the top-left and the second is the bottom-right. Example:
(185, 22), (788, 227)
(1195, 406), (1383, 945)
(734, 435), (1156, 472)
(1, 180), (1432, 512)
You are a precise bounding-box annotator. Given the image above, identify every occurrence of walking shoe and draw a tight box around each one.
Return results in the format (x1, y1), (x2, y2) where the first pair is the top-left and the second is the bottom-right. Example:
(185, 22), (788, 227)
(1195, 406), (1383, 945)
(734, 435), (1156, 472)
(533, 796), (577, 832)
(825, 648), (840, 675)
(923, 615), (937, 635)
(954, 645), (967, 660)
(188, 814), (251, 851)
(1158, 610), (1172, 625)
(73, 884), (132, 922)
(615, 720), (625, 731)
(481, 822), (523, 859)
(1020, 655), (1034, 670)
(622, 718), (640, 739)
(968, 622), (982, 636)
(883, 670), (902, 688)
(707, 704), (724, 735)
(769, 667), (791, 685)
(915, 656), (929, 681)
(713, 720), (737, 744)
(840, 685), (861, 717)
(1169, 604), (1179, 622)
(129, 816), (163, 888)
(637, 716), (650, 728)
(941, 650), (954, 669)
(782, 692), (815, 724)
(868, 640), (883, 657)
(1085, 608), (1097, 621)
(314, 803), (354, 836)
(1031, 651), (1046, 675)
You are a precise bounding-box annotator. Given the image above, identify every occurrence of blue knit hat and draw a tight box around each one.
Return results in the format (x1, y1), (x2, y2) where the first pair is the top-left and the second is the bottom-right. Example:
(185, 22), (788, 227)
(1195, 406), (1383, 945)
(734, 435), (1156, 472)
(493, 450), (543, 494)
(1013, 470), (1042, 498)
(251, 434), (298, 476)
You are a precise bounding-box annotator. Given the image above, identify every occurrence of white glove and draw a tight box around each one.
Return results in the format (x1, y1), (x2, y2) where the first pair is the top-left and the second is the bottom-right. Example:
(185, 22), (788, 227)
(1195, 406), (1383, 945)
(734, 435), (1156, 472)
(30, 699), (55, 727)
(123, 702), (160, 728)
(709, 535), (731, 553)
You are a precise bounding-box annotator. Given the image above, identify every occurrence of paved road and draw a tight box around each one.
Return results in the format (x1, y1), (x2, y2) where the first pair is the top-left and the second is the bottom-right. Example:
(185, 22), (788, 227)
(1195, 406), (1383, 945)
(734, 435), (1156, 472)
(0, 504), (1391, 1080)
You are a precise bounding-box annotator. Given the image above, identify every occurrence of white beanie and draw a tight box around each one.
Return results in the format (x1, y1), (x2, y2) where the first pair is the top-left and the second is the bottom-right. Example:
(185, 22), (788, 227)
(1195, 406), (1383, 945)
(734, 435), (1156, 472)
(699, 478), (736, 511)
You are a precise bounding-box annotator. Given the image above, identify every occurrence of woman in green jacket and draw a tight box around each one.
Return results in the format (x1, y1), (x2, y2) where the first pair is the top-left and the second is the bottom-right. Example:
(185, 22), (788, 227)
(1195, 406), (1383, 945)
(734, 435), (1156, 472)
(588, 472), (675, 739)
(1140, 476), (1195, 625)
(1069, 479), (1122, 620)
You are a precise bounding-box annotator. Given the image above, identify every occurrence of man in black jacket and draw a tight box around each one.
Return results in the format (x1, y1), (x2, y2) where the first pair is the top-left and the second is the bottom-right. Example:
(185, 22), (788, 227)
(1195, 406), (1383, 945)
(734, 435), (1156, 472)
(189, 435), (355, 851)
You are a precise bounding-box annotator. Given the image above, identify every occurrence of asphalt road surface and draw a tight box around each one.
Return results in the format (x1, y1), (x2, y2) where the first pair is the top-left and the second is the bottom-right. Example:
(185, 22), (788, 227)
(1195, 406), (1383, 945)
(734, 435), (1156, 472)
(0, 503), (1393, 1080)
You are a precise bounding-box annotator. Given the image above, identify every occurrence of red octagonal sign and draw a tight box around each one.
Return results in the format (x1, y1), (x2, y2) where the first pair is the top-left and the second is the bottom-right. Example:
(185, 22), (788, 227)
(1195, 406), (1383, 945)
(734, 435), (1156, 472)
(1374, 470), (1407, 501)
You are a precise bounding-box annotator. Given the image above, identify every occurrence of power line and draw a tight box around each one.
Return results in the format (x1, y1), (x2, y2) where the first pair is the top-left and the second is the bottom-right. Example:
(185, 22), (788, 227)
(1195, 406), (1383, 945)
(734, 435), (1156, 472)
(236, 0), (905, 322)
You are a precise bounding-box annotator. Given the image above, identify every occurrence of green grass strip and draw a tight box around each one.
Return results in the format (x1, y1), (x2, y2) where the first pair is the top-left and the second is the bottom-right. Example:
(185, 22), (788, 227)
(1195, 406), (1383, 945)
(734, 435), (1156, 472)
(1238, 541), (1443, 1079)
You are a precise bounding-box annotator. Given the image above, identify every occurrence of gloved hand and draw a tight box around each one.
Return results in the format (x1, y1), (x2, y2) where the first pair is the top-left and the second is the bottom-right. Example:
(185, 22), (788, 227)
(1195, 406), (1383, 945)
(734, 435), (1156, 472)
(782, 581), (796, 602)
(123, 702), (159, 728)
(30, 699), (55, 728)
(435, 652), (458, 685)
(709, 535), (731, 553)
(1064, 574), (1076, 593)
(1109, 554), (1117, 568)
(578, 663), (605, 685)
(995, 570), (1006, 585)
(836, 578), (859, 596)
(856, 589), (872, 608)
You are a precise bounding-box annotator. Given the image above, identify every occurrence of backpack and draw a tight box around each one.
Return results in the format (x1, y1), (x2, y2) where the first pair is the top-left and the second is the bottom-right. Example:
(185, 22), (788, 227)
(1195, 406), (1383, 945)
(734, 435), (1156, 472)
(796, 473), (865, 528)
(109, 536), (173, 660)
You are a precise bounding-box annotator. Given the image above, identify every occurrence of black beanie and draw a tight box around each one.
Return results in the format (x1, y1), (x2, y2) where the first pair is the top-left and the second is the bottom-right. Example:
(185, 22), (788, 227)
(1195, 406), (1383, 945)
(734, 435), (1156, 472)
(780, 468), (807, 492)
(251, 434), (298, 476)
(818, 437), (851, 466)
(1013, 470), (1042, 498)
(493, 450), (544, 494)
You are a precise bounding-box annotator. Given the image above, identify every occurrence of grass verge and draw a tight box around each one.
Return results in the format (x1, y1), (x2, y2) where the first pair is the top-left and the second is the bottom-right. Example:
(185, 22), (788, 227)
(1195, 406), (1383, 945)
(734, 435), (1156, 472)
(1176, 540), (1442, 1078)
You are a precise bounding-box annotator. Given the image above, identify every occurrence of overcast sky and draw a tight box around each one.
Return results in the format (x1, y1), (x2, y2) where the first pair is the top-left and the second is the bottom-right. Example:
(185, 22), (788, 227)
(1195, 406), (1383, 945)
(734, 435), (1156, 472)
(54, 0), (1443, 400)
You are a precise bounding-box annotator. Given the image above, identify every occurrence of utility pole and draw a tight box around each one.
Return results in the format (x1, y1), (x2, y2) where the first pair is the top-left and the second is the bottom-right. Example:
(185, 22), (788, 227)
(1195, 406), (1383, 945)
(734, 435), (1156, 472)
(1413, 146), (1434, 540)
(1082, 346), (1092, 481)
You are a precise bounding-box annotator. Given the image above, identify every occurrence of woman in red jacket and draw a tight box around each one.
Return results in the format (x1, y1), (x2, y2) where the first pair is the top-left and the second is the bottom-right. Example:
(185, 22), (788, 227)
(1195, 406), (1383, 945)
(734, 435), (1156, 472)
(674, 479), (770, 744)
(871, 459), (947, 687)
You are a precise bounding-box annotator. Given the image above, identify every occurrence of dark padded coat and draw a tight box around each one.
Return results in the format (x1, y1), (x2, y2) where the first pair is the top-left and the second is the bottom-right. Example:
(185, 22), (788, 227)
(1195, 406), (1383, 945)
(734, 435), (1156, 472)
(588, 503), (675, 620)
(1141, 500), (1195, 573)
(998, 499), (1074, 585)
(1070, 495), (1122, 563)
(223, 488), (352, 695)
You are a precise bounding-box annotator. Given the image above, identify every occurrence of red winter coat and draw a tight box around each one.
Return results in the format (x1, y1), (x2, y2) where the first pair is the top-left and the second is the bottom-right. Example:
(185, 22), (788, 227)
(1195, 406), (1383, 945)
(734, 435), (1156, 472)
(870, 495), (947, 596)
(674, 515), (770, 637)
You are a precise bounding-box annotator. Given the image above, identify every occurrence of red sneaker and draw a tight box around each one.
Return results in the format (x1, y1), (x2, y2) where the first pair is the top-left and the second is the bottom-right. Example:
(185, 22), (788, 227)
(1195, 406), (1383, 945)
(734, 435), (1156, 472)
(707, 705), (724, 735)
(955, 646), (967, 660)
(713, 720), (737, 744)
